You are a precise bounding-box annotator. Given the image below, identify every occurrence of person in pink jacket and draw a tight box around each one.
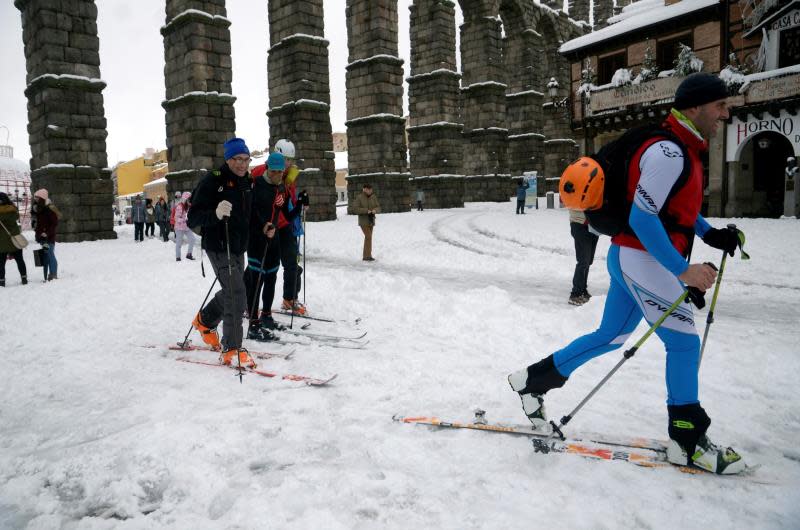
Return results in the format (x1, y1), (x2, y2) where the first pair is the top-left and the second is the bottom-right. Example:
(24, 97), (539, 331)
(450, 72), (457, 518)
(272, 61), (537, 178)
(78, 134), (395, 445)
(174, 191), (196, 261)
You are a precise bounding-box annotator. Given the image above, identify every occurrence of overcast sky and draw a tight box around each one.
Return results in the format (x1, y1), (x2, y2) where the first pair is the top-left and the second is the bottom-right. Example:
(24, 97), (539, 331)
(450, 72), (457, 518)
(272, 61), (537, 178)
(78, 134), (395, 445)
(0, 1), (464, 167)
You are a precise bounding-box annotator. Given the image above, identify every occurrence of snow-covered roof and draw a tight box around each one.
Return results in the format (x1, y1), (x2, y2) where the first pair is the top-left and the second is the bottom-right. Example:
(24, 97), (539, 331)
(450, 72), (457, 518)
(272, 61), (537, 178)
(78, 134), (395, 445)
(560, 0), (719, 55)
(0, 156), (30, 177)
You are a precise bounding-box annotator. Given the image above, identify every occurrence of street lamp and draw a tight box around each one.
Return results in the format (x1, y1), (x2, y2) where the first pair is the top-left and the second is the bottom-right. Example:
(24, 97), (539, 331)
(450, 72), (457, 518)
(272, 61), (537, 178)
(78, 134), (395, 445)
(547, 77), (568, 108)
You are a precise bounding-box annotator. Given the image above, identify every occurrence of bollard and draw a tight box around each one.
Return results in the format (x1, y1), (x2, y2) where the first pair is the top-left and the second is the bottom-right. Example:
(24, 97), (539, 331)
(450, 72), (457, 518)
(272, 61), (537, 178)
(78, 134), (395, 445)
(546, 191), (555, 209)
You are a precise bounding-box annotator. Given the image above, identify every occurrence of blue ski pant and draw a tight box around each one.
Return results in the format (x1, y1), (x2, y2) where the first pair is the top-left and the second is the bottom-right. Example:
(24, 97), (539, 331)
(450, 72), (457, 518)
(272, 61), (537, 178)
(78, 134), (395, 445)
(553, 244), (701, 406)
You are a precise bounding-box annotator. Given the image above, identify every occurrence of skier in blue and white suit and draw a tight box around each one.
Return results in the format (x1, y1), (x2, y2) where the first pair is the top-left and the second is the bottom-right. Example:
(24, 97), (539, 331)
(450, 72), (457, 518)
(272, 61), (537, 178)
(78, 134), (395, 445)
(508, 73), (746, 474)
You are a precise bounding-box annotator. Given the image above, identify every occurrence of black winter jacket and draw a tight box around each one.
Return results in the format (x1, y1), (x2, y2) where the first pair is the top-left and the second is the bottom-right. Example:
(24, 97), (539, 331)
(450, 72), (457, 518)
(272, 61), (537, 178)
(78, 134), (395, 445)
(187, 163), (253, 255)
(248, 176), (299, 254)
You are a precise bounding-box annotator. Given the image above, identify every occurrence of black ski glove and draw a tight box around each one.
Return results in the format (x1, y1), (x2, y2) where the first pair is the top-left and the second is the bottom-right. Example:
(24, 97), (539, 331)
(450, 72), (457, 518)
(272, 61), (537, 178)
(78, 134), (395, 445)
(298, 190), (310, 207)
(687, 286), (706, 309)
(702, 227), (740, 257)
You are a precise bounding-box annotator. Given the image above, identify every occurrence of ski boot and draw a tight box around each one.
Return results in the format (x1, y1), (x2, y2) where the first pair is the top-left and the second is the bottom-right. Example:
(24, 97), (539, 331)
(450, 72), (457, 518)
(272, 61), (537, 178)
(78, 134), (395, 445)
(260, 312), (286, 331)
(666, 436), (746, 474)
(192, 312), (221, 350)
(507, 355), (568, 434)
(247, 320), (279, 342)
(666, 403), (745, 474)
(281, 298), (307, 316)
(220, 348), (256, 369)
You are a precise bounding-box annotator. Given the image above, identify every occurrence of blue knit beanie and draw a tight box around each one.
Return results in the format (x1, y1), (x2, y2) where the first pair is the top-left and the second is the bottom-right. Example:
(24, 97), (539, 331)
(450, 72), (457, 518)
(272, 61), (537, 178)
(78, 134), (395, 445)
(267, 152), (286, 171)
(223, 137), (250, 160)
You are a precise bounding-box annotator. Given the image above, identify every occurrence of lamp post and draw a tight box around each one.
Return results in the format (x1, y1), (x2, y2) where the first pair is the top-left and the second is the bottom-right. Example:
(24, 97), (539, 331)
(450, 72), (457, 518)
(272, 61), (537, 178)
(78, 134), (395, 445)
(547, 77), (568, 109)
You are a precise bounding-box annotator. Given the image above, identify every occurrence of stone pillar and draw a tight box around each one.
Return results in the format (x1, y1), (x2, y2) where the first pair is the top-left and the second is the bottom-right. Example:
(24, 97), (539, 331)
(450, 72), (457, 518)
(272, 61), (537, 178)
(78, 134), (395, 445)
(407, 0), (464, 209)
(569, 0), (591, 24)
(614, 0), (633, 16)
(460, 14), (510, 202)
(267, 0), (337, 221)
(161, 1), (236, 193)
(345, 0), (410, 214)
(505, 28), (545, 191)
(594, 0), (614, 29)
(15, 0), (115, 242)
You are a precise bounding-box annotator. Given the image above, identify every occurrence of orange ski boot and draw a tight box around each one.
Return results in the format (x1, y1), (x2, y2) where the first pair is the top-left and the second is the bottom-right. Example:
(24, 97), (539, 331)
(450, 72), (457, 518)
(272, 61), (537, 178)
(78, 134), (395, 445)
(220, 348), (256, 369)
(192, 312), (221, 350)
(281, 299), (307, 316)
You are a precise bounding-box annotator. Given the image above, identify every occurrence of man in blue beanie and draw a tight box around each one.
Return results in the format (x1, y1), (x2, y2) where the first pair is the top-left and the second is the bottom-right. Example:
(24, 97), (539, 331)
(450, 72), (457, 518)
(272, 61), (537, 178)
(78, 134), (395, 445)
(186, 137), (257, 368)
(508, 72), (749, 475)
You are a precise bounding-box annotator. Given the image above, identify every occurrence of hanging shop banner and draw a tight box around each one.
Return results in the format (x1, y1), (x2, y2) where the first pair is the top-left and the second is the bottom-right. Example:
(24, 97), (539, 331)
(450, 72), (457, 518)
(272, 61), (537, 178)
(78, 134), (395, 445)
(726, 108), (800, 161)
(744, 72), (800, 105)
(589, 77), (682, 113)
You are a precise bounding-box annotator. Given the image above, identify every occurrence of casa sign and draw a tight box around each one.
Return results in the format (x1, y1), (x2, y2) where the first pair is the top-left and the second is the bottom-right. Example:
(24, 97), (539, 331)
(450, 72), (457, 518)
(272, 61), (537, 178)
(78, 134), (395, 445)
(770, 8), (800, 31)
(726, 109), (800, 161)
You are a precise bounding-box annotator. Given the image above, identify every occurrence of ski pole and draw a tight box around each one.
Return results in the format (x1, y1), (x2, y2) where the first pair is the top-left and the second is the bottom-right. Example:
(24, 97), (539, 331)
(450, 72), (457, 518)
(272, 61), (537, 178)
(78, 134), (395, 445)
(248, 240), (272, 326)
(179, 276), (218, 348)
(533, 289), (690, 453)
(224, 219), (244, 384)
(698, 223), (737, 369)
(302, 208), (306, 306)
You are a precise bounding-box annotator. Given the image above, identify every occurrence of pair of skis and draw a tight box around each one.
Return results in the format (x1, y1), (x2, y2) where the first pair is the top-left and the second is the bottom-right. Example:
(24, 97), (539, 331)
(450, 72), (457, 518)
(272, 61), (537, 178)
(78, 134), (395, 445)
(145, 342), (336, 386)
(394, 413), (761, 478)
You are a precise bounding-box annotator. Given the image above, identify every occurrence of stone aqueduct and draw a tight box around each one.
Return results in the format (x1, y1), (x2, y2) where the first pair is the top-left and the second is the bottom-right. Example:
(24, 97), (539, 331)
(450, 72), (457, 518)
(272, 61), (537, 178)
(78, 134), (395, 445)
(14, 0), (597, 242)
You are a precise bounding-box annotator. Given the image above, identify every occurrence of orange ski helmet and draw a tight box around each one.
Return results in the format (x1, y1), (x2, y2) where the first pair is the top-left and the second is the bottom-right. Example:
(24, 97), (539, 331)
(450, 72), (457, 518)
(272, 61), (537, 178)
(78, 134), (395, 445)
(559, 157), (605, 210)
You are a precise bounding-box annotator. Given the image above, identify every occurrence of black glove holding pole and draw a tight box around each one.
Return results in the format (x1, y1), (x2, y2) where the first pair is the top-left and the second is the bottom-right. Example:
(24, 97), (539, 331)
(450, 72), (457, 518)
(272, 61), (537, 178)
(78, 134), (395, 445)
(686, 262), (718, 309)
(702, 225), (742, 257)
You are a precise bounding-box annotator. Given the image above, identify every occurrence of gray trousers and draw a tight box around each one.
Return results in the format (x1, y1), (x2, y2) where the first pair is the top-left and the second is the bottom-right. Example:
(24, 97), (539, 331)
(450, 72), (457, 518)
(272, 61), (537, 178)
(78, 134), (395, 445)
(203, 250), (247, 350)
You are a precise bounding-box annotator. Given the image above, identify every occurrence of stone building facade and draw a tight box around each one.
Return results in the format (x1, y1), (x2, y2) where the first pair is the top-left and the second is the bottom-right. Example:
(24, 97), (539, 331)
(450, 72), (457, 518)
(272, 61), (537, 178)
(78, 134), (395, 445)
(161, 0), (237, 195)
(407, 0), (464, 209)
(345, 0), (411, 214)
(267, 0), (337, 222)
(404, 0), (585, 206)
(562, 0), (800, 218)
(14, 0), (591, 234)
(14, 0), (115, 242)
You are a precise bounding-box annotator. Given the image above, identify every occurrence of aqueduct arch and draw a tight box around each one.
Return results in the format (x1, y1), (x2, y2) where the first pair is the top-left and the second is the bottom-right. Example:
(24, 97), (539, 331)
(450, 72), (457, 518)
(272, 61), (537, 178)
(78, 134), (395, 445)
(14, 0), (586, 241)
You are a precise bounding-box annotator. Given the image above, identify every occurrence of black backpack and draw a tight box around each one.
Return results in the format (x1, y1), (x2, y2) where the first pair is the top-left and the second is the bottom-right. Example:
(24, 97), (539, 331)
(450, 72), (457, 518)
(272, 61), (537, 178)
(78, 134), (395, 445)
(586, 124), (692, 237)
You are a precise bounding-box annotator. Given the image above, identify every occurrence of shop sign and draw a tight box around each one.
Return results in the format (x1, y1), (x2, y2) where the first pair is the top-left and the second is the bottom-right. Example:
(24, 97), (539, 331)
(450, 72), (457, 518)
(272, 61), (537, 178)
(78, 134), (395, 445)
(770, 8), (800, 31)
(745, 72), (800, 104)
(589, 77), (681, 113)
(726, 109), (800, 161)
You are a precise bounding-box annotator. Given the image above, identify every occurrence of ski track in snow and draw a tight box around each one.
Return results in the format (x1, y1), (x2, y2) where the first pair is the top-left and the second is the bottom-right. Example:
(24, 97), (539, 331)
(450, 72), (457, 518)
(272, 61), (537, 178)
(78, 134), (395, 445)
(1, 201), (799, 528)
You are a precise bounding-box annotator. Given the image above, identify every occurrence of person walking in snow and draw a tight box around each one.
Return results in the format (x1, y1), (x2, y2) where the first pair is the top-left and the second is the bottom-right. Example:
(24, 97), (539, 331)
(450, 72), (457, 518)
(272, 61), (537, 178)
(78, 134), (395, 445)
(131, 195), (146, 242)
(145, 198), (156, 238)
(416, 188), (425, 211)
(352, 183), (380, 261)
(173, 192), (196, 261)
(0, 192), (27, 287)
(169, 191), (181, 239)
(507, 73), (748, 474)
(568, 208), (599, 306)
(273, 139), (306, 315)
(245, 151), (304, 341)
(188, 137), (256, 369)
(516, 178), (530, 214)
(31, 188), (60, 281)
(155, 196), (170, 242)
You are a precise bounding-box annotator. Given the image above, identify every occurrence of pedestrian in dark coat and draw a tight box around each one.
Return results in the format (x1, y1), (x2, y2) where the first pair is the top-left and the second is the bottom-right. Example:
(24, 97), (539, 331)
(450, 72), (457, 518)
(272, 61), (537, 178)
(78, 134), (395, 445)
(32, 189), (60, 281)
(131, 196), (146, 242)
(0, 192), (27, 286)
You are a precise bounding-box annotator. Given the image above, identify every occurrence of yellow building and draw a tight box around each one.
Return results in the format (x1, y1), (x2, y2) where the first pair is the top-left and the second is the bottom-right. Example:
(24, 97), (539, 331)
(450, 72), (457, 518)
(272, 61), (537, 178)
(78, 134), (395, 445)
(115, 148), (169, 197)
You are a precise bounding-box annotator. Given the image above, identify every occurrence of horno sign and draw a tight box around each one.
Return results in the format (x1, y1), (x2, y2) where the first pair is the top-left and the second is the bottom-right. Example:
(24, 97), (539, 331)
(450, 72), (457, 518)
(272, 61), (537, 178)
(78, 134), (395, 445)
(726, 109), (800, 161)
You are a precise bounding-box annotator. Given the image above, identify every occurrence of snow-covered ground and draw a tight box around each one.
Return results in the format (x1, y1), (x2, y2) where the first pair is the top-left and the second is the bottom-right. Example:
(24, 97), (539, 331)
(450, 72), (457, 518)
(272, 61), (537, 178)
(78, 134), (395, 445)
(1, 200), (798, 529)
